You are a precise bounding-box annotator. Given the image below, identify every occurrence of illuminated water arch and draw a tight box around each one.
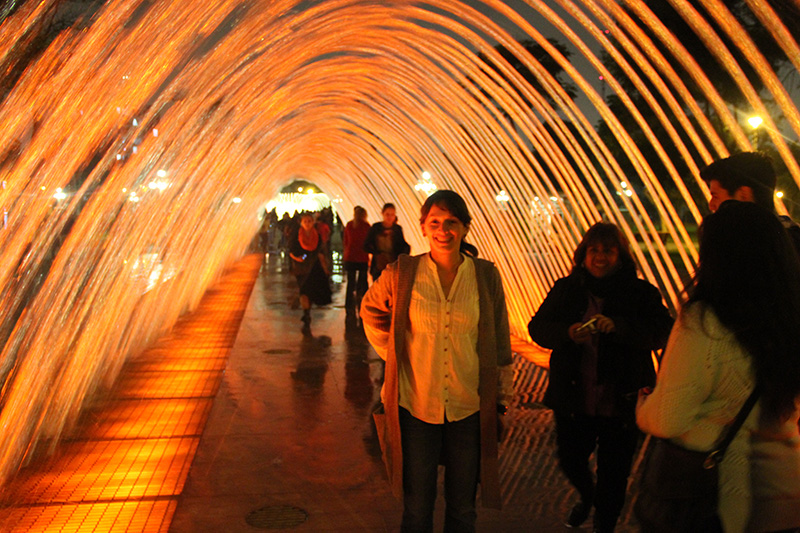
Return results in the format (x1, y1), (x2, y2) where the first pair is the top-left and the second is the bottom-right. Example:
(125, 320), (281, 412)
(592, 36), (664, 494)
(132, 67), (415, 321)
(0, 0), (798, 485)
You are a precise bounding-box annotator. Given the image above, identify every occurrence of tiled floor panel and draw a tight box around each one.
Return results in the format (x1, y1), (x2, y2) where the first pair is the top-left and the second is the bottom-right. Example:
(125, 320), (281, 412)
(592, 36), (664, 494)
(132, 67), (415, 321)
(0, 255), (263, 533)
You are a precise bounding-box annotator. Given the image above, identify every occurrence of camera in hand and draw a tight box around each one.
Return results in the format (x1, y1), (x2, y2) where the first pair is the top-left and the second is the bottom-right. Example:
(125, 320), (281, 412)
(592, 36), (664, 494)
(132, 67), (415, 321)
(576, 317), (597, 333)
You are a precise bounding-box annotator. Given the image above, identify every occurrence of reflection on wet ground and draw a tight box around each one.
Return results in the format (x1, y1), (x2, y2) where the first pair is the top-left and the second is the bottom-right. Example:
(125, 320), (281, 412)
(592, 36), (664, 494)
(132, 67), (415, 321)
(0, 251), (645, 532)
(169, 252), (645, 532)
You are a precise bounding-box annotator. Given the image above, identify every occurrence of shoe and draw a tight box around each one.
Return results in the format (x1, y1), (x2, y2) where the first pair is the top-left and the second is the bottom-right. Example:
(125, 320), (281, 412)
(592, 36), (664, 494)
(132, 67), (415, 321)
(565, 501), (590, 528)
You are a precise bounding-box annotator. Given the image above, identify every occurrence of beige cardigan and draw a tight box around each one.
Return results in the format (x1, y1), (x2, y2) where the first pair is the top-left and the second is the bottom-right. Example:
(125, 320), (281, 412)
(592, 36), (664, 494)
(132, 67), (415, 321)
(361, 253), (513, 509)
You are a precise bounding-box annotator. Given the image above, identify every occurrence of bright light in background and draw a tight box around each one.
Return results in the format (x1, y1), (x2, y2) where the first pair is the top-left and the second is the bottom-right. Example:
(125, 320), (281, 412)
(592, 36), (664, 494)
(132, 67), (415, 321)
(748, 115), (763, 129)
(266, 192), (332, 218)
(496, 190), (510, 211)
(776, 191), (784, 198)
(157, 169), (167, 178)
(231, 197), (242, 203)
(53, 188), (67, 201)
(415, 171), (437, 196)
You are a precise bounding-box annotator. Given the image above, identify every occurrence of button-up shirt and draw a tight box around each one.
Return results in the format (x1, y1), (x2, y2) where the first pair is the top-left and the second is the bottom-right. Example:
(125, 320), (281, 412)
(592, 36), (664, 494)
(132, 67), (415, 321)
(400, 253), (480, 423)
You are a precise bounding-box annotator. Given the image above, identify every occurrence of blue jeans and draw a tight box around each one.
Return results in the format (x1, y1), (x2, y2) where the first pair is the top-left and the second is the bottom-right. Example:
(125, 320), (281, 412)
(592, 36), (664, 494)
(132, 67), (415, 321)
(399, 407), (480, 533)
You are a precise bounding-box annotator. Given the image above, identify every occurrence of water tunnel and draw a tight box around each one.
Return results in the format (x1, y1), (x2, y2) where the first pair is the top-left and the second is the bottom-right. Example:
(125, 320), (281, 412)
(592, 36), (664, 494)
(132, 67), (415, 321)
(0, 0), (799, 497)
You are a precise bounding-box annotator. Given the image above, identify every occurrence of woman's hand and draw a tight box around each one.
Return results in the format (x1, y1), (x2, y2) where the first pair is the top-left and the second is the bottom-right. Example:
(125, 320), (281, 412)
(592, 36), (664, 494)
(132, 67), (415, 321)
(568, 322), (593, 344)
(593, 314), (616, 333)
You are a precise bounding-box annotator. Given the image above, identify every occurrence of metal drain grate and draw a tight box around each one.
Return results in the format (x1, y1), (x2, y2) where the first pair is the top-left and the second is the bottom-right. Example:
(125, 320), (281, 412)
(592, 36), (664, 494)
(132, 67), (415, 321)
(246, 505), (308, 529)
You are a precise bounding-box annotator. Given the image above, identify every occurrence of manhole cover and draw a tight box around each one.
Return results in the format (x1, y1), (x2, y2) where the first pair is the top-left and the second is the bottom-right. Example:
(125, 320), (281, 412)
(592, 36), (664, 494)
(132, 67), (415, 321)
(246, 505), (308, 529)
(263, 349), (291, 354)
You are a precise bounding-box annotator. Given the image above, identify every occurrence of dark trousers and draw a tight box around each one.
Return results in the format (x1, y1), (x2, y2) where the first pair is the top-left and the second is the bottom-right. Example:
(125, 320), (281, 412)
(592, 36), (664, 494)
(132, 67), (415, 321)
(399, 407), (480, 533)
(344, 261), (368, 311)
(554, 411), (639, 531)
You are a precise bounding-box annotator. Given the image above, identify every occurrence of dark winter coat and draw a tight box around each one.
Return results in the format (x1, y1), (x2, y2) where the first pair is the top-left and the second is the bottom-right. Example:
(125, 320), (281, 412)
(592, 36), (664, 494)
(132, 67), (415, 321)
(528, 265), (673, 420)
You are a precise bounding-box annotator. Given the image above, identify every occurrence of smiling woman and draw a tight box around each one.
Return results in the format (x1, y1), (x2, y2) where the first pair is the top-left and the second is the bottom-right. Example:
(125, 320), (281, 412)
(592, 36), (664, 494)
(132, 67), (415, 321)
(361, 189), (514, 529)
(527, 221), (674, 532)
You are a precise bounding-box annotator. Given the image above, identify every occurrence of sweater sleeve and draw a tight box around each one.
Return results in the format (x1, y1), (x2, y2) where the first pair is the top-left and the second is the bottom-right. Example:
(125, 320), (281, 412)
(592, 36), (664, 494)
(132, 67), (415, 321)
(491, 265), (514, 404)
(492, 265), (513, 367)
(636, 308), (715, 438)
(527, 278), (574, 349)
(360, 262), (396, 360)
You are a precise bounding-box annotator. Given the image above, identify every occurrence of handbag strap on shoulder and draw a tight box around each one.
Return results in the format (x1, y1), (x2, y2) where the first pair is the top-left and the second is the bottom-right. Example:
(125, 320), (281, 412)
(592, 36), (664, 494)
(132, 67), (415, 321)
(708, 386), (760, 466)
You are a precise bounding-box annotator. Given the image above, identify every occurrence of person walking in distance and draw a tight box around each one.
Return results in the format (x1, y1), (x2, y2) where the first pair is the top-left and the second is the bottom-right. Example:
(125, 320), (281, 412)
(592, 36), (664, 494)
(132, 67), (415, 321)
(289, 212), (332, 326)
(364, 202), (410, 282)
(343, 206), (370, 318)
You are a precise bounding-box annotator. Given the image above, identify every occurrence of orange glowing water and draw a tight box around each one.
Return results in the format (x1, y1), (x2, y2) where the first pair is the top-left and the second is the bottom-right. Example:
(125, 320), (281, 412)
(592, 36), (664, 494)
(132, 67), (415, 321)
(0, 0), (798, 487)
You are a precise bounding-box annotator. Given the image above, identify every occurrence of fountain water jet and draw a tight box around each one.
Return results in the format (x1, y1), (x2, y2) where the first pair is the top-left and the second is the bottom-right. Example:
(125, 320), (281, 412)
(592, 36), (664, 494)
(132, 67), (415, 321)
(0, 0), (798, 488)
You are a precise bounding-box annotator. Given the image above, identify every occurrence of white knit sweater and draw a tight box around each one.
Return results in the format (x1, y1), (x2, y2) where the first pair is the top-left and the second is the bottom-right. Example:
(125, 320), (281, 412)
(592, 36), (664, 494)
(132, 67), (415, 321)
(636, 304), (800, 533)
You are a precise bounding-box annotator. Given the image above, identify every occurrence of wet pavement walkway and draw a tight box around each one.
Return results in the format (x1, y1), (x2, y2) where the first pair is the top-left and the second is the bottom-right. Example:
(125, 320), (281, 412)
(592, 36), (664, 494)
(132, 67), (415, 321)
(0, 252), (646, 532)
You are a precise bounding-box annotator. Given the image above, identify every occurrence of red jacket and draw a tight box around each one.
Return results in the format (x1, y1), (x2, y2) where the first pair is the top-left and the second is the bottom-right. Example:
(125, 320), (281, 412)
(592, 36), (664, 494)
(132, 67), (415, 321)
(343, 219), (370, 263)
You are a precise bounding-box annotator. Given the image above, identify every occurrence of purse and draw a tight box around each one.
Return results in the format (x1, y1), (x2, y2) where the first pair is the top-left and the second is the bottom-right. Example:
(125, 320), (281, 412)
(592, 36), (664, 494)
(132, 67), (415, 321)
(634, 388), (760, 533)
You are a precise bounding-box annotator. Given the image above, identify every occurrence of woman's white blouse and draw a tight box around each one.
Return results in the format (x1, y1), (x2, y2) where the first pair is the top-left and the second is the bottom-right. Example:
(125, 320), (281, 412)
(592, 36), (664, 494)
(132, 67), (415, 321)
(400, 254), (480, 424)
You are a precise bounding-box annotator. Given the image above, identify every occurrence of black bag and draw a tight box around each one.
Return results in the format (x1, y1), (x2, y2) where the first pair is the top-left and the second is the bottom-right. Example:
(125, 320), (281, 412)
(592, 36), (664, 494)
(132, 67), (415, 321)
(634, 389), (759, 533)
(635, 437), (722, 532)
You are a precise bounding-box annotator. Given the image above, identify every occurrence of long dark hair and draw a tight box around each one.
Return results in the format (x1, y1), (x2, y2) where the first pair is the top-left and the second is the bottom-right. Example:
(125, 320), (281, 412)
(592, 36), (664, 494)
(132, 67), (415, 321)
(686, 201), (800, 419)
(571, 222), (636, 275)
(419, 190), (478, 257)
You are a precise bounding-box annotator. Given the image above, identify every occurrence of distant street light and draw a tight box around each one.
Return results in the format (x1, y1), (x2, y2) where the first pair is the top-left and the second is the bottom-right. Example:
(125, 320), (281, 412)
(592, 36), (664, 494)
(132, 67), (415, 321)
(415, 171), (437, 196)
(495, 190), (510, 210)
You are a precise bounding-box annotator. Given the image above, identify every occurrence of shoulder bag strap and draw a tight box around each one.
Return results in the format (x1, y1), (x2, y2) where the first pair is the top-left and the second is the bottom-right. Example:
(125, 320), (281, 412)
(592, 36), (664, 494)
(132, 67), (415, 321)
(706, 386), (760, 467)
